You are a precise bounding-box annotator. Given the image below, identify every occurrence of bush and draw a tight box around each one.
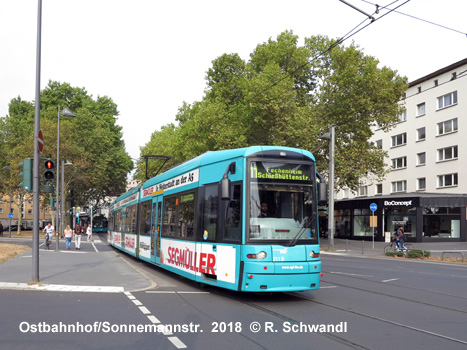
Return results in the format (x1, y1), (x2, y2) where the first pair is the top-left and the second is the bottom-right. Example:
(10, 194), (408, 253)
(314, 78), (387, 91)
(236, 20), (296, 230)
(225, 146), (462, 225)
(385, 251), (404, 257)
(407, 250), (431, 258)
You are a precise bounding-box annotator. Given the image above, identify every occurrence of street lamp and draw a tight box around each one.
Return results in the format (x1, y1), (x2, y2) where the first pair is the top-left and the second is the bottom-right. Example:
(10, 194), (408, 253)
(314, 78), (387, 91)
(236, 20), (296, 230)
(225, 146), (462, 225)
(56, 106), (76, 249)
(320, 125), (335, 251)
(60, 161), (73, 240)
(1, 166), (12, 238)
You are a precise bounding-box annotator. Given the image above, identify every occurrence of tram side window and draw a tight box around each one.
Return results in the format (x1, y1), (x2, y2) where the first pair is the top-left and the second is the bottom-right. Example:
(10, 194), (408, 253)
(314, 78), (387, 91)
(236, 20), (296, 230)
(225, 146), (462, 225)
(224, 184), (242, 242)
(162, 191), (196, 240)
(127, 204), (137, 234)
(139, 200), (152, 235)
(203, 184), (218, 241)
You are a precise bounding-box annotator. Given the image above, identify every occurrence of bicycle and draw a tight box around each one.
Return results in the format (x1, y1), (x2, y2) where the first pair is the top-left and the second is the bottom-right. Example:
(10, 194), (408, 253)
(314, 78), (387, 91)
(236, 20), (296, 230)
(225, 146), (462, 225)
(384, 241), (413, 254)
(44, 234), (52, 250)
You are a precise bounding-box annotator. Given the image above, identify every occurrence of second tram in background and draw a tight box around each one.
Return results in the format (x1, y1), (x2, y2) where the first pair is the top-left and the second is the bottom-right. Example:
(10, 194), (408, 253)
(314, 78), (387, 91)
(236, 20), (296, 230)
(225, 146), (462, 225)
(108, 146), (327, 292)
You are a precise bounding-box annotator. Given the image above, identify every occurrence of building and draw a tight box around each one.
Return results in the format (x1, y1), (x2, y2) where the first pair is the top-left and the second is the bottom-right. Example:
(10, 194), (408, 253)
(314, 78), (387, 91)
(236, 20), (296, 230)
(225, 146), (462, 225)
(0, 193), (52, 230)
(335, 58), (467, 243)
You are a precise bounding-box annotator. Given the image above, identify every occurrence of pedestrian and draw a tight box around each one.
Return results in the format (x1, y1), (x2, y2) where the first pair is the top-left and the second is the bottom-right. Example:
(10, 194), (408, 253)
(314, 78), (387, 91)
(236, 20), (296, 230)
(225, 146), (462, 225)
(395, 226), (405, 250)
(64, 225), (73, 250)
(42, 222), (54, 250)
(74, 222), (83, 250)
(0, 222), (3, 236)
(86, 225), (92, 242)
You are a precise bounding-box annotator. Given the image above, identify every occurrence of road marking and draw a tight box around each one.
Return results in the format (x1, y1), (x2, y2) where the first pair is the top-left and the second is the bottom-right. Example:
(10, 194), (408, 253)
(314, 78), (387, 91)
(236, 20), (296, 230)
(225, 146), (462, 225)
(139, 306), (151, 314)
(0, 282), (123, 293)
(146, 291), (210, 294)
(124, 291), (187, 349)
(382, 278), (399, 283)
(132, 299), (143, 306)
(319, 286), (337, 288)
(329, 271), (374, 278)
(168, 336), (187, 348)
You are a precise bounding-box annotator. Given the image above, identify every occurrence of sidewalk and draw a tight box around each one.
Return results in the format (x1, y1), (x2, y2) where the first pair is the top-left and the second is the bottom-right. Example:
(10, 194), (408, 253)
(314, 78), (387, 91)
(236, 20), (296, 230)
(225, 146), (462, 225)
(320, 238), (467, 260)
(0, 237), (153, 293)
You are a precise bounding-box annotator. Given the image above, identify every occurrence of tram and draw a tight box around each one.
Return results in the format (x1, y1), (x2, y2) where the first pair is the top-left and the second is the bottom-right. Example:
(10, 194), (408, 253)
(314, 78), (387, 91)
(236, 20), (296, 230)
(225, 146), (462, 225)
(108, 146), (327, 292)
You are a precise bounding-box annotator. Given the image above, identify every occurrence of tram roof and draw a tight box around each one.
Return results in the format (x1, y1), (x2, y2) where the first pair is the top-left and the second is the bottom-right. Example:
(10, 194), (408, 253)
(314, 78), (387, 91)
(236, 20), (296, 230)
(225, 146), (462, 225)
(142, 146), (315, 190)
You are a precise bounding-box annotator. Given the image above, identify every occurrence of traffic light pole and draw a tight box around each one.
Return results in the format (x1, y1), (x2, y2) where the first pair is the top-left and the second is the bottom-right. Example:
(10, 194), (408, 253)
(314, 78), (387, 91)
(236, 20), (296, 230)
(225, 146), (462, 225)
(56, 107), (61, 249)
(32, 0), (42, 283)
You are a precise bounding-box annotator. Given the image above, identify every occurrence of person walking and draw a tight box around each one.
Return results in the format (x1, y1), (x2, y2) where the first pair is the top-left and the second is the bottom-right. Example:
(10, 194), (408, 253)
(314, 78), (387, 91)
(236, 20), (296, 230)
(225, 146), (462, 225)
(64, 225), (73, 250)
(74, 222), (83, 250)
(0, 222), (3, 237)
(43, 222), (54, 250)
(86, 225), (92, 242)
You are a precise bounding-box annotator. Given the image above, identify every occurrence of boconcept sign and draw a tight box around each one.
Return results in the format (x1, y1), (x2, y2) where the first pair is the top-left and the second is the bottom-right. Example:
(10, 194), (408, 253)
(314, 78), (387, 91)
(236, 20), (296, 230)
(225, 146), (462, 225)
(384, 200), (413, 207)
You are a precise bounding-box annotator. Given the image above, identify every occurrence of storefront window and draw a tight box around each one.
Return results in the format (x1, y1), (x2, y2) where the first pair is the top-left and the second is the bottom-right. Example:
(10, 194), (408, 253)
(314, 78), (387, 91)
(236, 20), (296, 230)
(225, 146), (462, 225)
(423, 207), (460, 238)
(385, 207), (417, 238)
(354, 208), (372, 236)
(335, 209), (351, 238)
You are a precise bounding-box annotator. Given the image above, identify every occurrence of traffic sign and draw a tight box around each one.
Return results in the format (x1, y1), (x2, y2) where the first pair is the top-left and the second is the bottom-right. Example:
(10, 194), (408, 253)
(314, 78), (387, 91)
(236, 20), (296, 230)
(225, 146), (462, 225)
(38, 129), (44, 153)
(370, 203), (378, 212)
(8, 213), (13, 219)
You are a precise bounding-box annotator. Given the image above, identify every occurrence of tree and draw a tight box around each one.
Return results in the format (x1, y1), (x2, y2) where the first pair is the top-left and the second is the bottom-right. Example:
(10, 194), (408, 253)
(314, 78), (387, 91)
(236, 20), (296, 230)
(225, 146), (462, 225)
(137, 31), (408, 191)
(0, 81), (133, 211)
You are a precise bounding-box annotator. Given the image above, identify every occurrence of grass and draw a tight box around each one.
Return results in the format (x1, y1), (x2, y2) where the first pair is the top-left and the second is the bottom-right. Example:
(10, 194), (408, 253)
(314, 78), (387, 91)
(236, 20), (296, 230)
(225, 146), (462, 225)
(0, 243), (31, 264)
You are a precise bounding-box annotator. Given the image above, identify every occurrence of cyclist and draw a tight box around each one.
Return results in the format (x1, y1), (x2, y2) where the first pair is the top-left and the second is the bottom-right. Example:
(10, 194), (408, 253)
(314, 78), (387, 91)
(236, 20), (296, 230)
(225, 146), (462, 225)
(394, 226), (405, 251)
(43, 222), (54, 250)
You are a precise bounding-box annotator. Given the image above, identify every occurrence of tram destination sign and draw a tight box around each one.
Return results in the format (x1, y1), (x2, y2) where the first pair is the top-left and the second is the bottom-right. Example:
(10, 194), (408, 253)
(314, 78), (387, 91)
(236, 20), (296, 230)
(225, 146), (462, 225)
(250, 162), (312, 183)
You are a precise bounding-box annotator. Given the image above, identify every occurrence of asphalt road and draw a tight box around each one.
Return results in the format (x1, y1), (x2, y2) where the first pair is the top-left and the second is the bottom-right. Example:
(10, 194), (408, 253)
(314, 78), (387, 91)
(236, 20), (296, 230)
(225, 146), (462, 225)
(1, 246), (466, 350)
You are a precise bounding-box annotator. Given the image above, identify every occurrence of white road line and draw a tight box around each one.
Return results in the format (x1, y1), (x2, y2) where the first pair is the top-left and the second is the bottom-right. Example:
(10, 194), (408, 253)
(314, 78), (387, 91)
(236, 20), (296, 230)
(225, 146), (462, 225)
(382, 278), (399, 283)
(329, 271), (374, 278)
(0, 282), (123, 293)
(168, 336), (187, 349)
(146, 291), (210, 294)
(132, 299), (143, 306)
(139, 306), (151, 314)
(147, 315), (161, 324)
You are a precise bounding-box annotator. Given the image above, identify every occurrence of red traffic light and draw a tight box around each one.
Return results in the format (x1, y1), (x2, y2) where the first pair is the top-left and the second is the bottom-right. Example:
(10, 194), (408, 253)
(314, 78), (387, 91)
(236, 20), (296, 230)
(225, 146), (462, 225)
(45, 160), (54, 170)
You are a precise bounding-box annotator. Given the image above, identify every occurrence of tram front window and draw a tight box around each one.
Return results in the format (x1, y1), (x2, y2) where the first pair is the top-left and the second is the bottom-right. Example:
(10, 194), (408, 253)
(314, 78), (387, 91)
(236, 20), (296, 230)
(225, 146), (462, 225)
(249, 183), (316, 242)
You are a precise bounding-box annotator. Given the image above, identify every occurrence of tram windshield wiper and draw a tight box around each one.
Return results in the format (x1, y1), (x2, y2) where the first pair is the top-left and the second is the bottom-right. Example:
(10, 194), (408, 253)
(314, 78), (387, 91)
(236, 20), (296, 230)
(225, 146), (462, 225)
(288, 215), (317, 247)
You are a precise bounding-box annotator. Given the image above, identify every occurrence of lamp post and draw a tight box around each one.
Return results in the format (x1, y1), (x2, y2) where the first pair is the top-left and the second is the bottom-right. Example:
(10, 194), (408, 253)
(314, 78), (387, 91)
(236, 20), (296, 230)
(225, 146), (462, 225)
(56, 106), (76, 249)
(60, 161), (73, 238)
(320, 125), (335, 251)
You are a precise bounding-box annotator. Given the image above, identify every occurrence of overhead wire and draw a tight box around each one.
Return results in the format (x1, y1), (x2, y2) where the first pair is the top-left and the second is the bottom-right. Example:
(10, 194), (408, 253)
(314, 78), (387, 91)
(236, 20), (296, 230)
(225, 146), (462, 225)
(360, 0), (467, 36)
(223, 0), (412, 117)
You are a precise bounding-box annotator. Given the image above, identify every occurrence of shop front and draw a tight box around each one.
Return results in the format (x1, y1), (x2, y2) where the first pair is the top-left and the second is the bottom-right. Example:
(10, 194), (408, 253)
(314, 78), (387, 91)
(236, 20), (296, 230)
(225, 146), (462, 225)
(333, 194), (467, 243)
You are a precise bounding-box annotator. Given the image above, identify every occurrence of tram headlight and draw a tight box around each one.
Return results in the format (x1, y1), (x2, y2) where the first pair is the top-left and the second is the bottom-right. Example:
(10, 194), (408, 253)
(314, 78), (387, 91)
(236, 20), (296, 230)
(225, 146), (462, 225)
(310, 250), (320, 258)
(246, 251), (267, 259)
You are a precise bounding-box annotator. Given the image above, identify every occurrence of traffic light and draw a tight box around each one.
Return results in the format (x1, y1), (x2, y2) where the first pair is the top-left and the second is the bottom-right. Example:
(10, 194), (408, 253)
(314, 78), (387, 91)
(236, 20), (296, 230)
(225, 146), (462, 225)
(43, 159), (55, 181)
(19, 158), (33, 192)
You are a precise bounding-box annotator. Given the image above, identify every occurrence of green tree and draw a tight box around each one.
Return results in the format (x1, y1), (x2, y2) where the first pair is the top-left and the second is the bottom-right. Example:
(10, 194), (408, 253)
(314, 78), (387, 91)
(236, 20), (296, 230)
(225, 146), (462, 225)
(137, 31), (407, 191)
(0, 81), (133, 210)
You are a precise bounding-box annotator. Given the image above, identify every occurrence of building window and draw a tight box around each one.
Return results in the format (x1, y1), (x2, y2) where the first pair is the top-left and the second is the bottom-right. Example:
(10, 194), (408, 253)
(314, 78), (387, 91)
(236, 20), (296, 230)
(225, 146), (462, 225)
(342, 188), (350, 199)
(391, 156), (407, 170)
(397, 110), (407, 122)
(434, 79), (438, 86)
(376, 184), (383, 195)
(416, 127), (426, 141)
(437, 91), (457, 110)
(375, 139), (382, 149)
(437, 118), (458, 136)
(438, 146), (458, 162)
(416, 103), (425, 116)
(391, 180), (407, 193)
(0, 208), (3, 214)
(417, 178), (426, 191)
(417, 152), (426, 166)
(357, 186), (368, 196)
(438, 173), (458, 188)
(391, 133), (407, 147)
(28, 209), (32, 215)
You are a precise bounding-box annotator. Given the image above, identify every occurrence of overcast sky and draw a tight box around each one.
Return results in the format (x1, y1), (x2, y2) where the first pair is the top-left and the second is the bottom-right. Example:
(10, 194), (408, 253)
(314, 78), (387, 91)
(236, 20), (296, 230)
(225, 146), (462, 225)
(1, 0), (466, 163)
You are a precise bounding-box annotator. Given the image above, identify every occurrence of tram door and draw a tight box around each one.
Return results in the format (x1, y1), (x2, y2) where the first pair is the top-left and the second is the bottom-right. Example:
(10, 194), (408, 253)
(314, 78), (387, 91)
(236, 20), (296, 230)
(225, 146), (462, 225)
(152, 195), (163, 264)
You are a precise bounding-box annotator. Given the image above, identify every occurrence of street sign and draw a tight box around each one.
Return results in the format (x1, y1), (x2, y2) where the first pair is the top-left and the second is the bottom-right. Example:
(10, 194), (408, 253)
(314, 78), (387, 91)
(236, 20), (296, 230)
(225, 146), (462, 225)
(370, 203), (377, 212)
(38, 129), (44, 153)
(8, 213), (13, 219)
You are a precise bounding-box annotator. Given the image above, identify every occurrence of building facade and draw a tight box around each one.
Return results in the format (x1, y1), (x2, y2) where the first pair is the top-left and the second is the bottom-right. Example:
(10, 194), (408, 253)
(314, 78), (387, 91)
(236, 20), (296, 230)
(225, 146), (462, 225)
(0, 194), (52, 230)
(335, 58), (467, 242)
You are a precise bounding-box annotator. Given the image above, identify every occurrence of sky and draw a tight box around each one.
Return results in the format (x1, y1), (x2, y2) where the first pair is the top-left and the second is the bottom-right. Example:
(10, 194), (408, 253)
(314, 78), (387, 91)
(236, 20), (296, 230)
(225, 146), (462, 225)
(1, 0), (466, 164)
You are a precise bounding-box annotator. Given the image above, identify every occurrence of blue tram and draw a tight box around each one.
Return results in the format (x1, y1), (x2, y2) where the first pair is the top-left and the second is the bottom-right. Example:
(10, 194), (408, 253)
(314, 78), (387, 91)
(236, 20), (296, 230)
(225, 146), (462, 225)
(108, 146), (327, 292)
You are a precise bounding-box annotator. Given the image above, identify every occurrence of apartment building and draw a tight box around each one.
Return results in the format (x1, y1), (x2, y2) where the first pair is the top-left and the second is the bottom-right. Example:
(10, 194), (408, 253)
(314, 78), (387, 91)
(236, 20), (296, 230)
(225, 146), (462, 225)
(0, 194), (52, 230)
(334, 58), (467, 243)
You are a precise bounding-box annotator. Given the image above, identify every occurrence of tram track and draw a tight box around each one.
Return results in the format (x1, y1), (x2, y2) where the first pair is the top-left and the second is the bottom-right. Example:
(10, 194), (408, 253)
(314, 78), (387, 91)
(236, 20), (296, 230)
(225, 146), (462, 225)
(320, 274), (467, 315)
(208, 284), (467, 349)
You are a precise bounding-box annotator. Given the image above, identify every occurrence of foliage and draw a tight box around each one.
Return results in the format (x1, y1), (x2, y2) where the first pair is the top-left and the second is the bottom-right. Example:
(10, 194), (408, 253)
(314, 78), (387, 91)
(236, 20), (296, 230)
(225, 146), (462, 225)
(135, 31), (408, 190)
(385, 251), (404, 257)
(407, 250), (431, 258)
(0, 81), (133, 209)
